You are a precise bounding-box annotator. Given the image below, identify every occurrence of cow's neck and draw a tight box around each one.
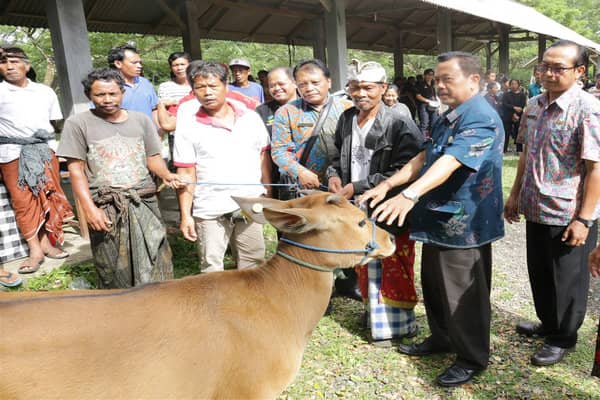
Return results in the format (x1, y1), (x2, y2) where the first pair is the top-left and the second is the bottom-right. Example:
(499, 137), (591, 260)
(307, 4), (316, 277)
(258, 245), (334, 333)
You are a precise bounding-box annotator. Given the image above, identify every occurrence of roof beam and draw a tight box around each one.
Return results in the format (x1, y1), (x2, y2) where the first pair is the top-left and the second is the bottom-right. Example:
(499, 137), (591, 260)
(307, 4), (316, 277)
(285, 18), (308, 42)
(248, 14), (271, 38)
(319, 0), (332, 13)
(0, 0), (14, 17)
(211, 0), (317, 19)
(152, 0), (186, 30)
(84, 0), (101, 22)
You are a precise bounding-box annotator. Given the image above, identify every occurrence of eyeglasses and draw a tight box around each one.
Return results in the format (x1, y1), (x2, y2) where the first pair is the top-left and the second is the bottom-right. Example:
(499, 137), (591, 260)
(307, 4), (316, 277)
(537, 63), (579, 75)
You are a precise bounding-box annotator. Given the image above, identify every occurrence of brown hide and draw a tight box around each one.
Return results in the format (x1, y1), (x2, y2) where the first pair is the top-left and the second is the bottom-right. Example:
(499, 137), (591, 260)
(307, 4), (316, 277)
(0, 193), (394, 399)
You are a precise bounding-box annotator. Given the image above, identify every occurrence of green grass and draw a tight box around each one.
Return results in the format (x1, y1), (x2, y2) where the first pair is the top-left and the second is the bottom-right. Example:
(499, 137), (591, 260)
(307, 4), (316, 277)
(14, 157), (600, 398)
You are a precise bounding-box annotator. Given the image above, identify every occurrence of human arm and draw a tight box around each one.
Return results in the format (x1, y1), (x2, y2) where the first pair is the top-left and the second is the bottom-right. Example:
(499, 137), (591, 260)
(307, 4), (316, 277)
(370, 154), (462, 226)
(156, 102), (177, 131)
(561, 160), (600, 246)
(504, 145), (527, 223)
(358, 150), (426, 209)
(146, 154), (183, 189)
(327, 115), (345, 194)
(66, 159), (112, 232)
(176, 166), (197, 241)
(590, 245), (600, 277)
(261, 149), (273, 198)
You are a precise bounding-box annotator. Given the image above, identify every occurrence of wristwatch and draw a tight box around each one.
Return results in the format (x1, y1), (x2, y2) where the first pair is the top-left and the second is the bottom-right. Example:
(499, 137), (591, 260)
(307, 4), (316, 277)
(576, 216), (594, 228)
(401, 188), (420, 203)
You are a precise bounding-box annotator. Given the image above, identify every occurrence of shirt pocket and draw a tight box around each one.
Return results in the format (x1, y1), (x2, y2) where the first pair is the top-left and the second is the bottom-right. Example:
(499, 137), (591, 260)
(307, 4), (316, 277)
(426, 200), (464, 215)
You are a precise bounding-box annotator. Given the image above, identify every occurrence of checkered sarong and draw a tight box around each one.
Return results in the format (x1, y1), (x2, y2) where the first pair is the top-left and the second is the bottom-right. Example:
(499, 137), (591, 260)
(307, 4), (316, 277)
(366, 259), (416, 340)
(0, 182), (28, 263)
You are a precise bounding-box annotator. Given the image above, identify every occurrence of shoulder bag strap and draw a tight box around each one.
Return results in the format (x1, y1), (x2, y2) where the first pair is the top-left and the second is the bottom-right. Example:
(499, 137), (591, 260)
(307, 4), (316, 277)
(298, 96), (334, 166)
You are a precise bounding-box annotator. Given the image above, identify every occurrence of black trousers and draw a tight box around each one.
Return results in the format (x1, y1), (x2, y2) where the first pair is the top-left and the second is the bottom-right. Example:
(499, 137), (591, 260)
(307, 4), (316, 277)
(421, 243), (492, 370)
(525, 221), (598, 348)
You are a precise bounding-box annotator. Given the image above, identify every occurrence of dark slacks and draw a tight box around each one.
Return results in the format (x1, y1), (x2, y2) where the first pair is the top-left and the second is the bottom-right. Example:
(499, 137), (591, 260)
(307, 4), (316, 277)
(525, 221), (597, 348)
(421, 243), (492, 370)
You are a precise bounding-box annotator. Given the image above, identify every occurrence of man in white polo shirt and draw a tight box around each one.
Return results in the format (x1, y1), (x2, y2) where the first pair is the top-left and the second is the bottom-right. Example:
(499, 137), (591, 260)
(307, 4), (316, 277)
(0, 47), (73, 278)
(174, 60), (271, 272)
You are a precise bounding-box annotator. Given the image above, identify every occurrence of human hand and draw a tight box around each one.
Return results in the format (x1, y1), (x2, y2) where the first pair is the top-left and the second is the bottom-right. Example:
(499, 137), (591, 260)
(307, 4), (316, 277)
(298, 169), (320, 189)
(503, 194), (521, 224)
(180, 216), (197, 241)
(590, 246), (600, 277)
(371, 193), (415, 226)
(338, 183), (354, 200)
(328, 176), (342, 193)
(163, 173), (184, 190)
(561, 220), (590, 247)
(357, 181), (391, 209)
(87, 206), (112, 232)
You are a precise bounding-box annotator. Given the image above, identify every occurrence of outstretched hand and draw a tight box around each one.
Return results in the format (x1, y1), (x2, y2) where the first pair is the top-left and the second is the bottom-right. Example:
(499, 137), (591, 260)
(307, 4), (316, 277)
(357, 181), (391, 210)
(370, 193), (414, 227)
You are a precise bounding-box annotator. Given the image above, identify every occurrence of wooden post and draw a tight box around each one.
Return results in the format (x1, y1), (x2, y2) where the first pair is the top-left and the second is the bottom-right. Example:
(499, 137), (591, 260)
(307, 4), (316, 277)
(182, 0), (202, 60)
(498, 24), (510, 76)
(393, 36), (404, 80)
(312, 18), (326, 62)
(324, 0), (348, 91)
(537, 34), (546, 63)
(436, 8), (452, 53)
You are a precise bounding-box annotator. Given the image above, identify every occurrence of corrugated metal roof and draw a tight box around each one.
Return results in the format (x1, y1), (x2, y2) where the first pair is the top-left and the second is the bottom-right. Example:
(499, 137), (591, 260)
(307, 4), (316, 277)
(0, 0), (598, 54)
(422, 0), (600, 52)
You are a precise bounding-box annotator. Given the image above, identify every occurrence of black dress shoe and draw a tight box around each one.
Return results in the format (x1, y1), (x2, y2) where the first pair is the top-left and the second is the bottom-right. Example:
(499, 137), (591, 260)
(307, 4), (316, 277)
(530, 344), (574, 366)
(436, 364), (481, 387)
(516, 321), (548, 337)
(397, 337), (450, 357)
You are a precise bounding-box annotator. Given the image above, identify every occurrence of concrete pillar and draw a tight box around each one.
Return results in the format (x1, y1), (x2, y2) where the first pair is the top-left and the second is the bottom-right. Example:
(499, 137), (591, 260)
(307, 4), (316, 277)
(324, 0), (347, 91)
(182, 0), (202, 60)
(537, 34), (546, 63)
(393, 36), (404, 80)
(436, 8), (452, 53)
(312, 18), (326, 62)
(46, 0), (93, 116)
(498, 24), (510, 76)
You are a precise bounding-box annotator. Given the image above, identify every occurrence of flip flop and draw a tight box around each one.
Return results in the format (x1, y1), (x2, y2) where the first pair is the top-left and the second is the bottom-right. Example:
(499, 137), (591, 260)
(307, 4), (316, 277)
(44, 250), (69, 260)
(0, 271), (22, 287)
(18, 258), (44, 274)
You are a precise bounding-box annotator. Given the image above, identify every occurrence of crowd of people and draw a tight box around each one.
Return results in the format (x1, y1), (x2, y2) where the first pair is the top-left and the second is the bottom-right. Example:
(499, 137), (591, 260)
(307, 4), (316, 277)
(0, 39), (599, 387)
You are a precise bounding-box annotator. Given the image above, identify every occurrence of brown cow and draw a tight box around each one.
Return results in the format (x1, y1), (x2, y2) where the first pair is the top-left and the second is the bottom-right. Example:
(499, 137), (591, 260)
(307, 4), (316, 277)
(0, 193), (394, 399)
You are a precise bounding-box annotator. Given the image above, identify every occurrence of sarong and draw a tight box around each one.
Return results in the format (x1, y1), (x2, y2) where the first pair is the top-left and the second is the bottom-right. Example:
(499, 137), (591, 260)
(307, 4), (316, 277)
(0, 156), (73, 244)
(593, 317), (600, 377)
(358, 231), (418, 340)
(90, 182), (173, 288)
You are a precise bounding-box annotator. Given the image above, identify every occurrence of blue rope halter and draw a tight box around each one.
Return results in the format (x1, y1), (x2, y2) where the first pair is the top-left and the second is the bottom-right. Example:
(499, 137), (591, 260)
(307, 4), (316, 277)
(276, 219), (380, 272)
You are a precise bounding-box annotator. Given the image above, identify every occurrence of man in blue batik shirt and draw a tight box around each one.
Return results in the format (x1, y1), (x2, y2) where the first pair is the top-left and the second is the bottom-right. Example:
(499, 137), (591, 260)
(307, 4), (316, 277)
(360, 51), (504, 388)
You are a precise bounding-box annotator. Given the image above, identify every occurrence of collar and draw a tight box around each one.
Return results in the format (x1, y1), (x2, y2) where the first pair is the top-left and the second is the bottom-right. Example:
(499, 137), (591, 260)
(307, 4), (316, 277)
(538, 83), (581, 111)
(195, 99), (248, 131)
(2, 79), (32, 91)
(300, 94), (331, 112)
(443, 93), (481, 124)
(124, 76), (140, 87)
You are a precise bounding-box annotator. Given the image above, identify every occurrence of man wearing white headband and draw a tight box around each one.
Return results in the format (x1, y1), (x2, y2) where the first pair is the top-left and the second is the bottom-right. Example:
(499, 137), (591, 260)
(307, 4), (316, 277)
(327, 60), (424, 346)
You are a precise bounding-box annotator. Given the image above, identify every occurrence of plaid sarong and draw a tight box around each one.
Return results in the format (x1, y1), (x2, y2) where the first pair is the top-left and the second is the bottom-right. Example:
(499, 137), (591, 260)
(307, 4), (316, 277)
(0, 182), (28, 263)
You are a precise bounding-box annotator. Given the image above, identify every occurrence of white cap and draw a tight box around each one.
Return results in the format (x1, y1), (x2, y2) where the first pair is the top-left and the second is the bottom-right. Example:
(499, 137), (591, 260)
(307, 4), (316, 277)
(229, 58), (251, 68)
(347, 59), (387, 83)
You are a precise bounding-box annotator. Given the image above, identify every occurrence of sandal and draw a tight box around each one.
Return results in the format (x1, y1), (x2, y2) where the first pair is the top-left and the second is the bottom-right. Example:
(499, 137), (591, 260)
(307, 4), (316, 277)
(18, 257), (44, 274)
(0, 271), (22, 287)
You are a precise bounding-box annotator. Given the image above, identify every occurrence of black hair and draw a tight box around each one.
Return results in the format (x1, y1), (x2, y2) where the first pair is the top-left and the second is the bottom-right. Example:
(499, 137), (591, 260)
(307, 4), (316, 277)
(385, 84), (400, 93)
(546, 40), (589, 67)
(167, 51), (191, 80)
(424, 68), (434, 75)
(258, 69), (268, 77)
(268, 66), (294, 81)
(293, 59), (330, 79)
(509, 79), (520, 86)
(107, 44), (138, 69)
(186, 60), (227, 85)
(486, 82), (497, 90)
(437, 51), (482, 78)
(82, 67), (125, 98)
(0, 46), (29, 62)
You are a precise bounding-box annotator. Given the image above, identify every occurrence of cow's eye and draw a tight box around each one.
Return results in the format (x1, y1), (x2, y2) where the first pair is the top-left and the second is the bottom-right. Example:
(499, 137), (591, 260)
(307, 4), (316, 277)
(358, 219), (367, 227)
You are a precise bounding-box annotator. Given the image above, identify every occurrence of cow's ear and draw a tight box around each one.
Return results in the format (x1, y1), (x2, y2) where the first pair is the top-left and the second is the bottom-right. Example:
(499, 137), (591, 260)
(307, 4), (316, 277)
(262, 207), (323, 234)
(231, 196), (289, 224)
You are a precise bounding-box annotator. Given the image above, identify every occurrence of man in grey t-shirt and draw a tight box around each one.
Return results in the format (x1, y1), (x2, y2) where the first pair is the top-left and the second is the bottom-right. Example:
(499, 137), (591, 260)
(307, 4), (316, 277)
(57, 68), (182, 288)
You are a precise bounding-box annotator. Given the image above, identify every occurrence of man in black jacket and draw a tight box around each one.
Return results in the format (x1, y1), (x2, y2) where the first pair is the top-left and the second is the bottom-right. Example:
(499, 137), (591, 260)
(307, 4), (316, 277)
(327, 60), (424, 346)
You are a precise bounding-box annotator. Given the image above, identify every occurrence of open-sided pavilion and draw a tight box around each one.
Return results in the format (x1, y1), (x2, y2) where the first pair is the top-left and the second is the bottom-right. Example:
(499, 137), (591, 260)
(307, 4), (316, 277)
(1, 0), (599, 117)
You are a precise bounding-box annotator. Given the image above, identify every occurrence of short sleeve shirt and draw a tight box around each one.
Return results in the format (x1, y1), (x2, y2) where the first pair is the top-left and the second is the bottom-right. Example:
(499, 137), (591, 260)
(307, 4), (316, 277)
(173, 99), (270, 219)
(516, 84), (600, 225)
(0, 80), (62, 163)
(410, 95), (505, 248)
(228, 82), (264, 103)
(122, 76), (159, 120)
(57, 110), (161, 189)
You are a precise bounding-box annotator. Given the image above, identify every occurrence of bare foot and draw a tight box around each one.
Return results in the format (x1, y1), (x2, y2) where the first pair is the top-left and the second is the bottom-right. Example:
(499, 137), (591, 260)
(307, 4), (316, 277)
(17, 257), (44, 274)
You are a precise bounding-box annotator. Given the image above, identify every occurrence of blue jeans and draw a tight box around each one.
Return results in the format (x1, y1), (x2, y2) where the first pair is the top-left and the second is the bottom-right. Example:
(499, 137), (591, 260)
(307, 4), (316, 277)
(418, 103), (435, 135)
